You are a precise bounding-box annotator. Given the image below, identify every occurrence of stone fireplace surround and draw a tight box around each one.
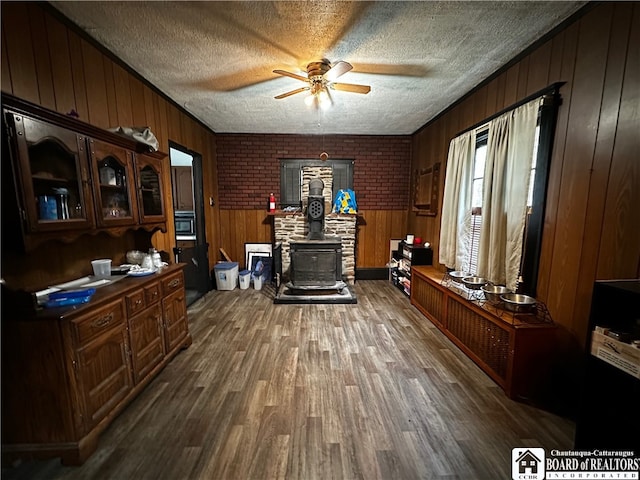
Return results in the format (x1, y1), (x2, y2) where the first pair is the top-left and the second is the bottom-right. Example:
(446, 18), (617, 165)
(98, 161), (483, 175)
(274, 213), (357, 284)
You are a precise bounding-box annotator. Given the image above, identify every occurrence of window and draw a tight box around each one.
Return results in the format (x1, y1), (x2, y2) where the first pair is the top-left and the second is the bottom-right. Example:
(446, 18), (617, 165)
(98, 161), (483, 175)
(440, 85), (560, 294)
(520, 99), (558, 295)
(280, 159), (354, 208)
(468, 131), (487, 275)
(467, 125), (540, 278)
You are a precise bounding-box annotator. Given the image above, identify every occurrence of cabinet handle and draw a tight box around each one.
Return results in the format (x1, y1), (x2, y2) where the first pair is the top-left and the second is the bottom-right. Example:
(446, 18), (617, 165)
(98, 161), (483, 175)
(168, 279), (181, 288)
(92, 313), (113, 328)
(135, 299), (143, 306)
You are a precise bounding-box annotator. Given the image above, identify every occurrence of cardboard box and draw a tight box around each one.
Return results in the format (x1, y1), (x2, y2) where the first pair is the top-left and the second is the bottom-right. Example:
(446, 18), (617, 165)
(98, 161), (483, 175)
(590, 330), (640, 379)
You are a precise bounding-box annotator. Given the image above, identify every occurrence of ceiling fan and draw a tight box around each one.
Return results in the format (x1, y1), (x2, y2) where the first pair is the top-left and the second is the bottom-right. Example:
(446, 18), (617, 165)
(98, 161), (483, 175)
(273, 60), (371, 105)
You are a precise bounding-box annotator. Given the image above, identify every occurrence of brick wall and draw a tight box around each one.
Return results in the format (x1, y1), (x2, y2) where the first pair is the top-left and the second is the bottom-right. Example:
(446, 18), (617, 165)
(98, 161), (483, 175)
(216, 134), (411, 210)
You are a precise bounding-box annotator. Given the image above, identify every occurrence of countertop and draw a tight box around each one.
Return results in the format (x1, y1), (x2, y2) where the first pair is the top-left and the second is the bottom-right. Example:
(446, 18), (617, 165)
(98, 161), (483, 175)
(5, 263), (186, 321)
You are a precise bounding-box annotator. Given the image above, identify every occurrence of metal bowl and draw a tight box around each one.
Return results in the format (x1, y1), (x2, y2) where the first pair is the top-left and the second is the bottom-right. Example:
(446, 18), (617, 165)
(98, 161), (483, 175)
(481, 285), (511, 304)
(500, 293), (537, 313)
(448, 271), (471, 283)
(462, 276), (488, 290)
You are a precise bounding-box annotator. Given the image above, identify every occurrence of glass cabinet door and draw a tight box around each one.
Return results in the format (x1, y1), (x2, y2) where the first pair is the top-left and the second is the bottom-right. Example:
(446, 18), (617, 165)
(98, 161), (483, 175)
(11, 113), (94, 232)
(89, 139), (138, 227)
(135, 154), (165, 223)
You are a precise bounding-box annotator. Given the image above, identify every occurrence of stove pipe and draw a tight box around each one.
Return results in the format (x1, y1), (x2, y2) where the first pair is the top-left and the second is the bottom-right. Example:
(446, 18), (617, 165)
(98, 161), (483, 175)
(307, 178), (325, 240)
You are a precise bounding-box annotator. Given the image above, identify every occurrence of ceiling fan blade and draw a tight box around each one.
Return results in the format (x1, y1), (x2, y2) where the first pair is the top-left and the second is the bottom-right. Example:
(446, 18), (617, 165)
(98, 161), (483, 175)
(274, 87), (309, 99)
(324, 61), (353, 82)
(324, 87), (335, 106)
(330, 82), (371, 94)
(273, 69), (308, 83)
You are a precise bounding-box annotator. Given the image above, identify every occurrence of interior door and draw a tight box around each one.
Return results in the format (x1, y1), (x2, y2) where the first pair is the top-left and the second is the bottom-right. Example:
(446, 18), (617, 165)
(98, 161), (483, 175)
(169, 144), (210, 303)
(188, 154), (210, 294)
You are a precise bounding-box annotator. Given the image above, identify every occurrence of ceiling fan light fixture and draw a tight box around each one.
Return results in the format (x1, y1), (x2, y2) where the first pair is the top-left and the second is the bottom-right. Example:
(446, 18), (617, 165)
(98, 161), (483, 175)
(304, 93), (316, 107)
(273, 59), (371, 103)
(317, 89), (330, 108)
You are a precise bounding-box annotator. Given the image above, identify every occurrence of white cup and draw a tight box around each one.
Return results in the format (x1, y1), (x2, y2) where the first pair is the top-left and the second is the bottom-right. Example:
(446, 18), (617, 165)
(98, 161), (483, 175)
(406, 234), (414, 244)
(91, 259), (112, 278)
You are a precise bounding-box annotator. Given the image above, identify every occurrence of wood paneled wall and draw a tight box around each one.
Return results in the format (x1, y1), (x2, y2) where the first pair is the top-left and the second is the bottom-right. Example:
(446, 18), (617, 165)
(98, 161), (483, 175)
(409, 2), (640, 346)
(217, 210), (272, 267)
(356, 210), (407, 268)
(218, 209), (406, 269)
(1, 2), (220, 286)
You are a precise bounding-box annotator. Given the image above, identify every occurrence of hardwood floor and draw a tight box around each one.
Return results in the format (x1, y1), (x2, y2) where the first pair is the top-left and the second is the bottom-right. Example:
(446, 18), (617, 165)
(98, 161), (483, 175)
(3, 281), (575, 479)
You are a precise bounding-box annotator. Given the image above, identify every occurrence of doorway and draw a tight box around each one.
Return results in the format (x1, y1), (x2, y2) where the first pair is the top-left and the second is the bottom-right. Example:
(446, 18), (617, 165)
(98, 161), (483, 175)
(169, 142), (210, 305)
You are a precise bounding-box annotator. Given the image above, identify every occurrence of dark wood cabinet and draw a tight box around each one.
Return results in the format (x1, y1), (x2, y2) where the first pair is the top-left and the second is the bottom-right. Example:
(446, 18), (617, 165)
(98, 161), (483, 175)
(2, 93), (168, 250)
(8, 113), (95, 232)
(128, 302), (165, 384)
(171, 166), (194, 211)
(126, 278), (165, 385)
(136, 154), (166, 224)
(1, 265), (191, 465)
(126, 279), (165, 384)
(88, 139), (139, 227)
(73, 314), (133, 431)
(163, 289), (188, 353)
(176, 239), (196, 249)
(161, 271), (189, 353)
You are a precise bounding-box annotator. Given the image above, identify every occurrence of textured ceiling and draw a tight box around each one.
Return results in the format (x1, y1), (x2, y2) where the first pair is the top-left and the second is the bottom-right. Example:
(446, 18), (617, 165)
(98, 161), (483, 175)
(52, 1), (586, 135)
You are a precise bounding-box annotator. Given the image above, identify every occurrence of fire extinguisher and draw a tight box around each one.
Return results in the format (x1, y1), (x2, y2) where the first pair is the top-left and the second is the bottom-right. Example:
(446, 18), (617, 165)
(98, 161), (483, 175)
(268, 193), (276, 212)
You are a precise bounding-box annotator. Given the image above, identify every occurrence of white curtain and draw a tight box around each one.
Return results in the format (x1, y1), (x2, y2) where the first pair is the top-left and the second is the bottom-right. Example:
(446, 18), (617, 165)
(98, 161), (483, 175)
(477, 98), (541, 290)
(438, 130), (476, 269)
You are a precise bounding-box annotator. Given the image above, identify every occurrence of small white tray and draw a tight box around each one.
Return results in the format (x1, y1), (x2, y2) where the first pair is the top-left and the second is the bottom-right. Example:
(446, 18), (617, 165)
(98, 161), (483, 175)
(127, 268), (156, 277)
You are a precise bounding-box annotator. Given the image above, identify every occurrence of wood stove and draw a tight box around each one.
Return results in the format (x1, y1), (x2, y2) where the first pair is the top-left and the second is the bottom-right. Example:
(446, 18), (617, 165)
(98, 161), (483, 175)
(274, 177), (356, 304)
(289, 238), (342, 287)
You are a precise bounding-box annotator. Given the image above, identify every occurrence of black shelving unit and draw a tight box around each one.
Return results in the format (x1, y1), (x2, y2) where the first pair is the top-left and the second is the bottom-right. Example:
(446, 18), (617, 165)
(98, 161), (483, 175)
(574, 279), (640, 452)
(390, 240), (433, 297)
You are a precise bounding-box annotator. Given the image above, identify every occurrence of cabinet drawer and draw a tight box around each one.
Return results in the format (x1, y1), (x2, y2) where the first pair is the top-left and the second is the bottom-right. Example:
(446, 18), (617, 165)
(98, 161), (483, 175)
(144, 282), (161, 305)
(162, 271), (184, 295)
(126, 289), (146, 316)
(72, 299), (125, 347)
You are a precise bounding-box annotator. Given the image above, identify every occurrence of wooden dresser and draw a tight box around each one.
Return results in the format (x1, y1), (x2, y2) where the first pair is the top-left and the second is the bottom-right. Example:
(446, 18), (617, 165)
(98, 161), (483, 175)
(1, 264), (191, 465)
(410, 266), (556, 402)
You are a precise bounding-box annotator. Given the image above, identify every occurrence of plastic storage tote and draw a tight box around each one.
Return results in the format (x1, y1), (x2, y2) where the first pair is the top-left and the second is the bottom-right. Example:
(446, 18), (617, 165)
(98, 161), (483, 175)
(238, 270), (251, 289)
(214, 262), (239, 290)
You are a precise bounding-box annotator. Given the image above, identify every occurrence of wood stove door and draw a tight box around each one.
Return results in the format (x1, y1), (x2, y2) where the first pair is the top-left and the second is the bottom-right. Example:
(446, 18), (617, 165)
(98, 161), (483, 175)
(290, 245), (342, 287)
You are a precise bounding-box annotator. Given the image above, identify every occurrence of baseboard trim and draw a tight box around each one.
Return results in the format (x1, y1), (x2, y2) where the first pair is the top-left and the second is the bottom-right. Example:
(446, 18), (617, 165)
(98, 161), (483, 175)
(355, 268), (389, 281)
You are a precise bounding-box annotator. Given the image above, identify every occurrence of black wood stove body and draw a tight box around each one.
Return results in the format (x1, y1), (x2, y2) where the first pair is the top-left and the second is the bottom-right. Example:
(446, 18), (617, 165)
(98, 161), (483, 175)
(289, 238), (343, 287)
